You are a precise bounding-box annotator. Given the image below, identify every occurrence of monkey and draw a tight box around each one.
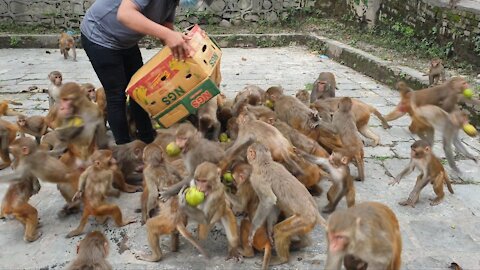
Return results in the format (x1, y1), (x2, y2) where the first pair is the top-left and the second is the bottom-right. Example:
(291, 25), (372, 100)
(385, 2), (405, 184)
(197, 97), (221, 141)
(390, 140), (454, 207)
(265, 86), (343, 153)
(295, 89), (310, 105)
(67, 231), (112, 270)
(332, 97), (365, 181)
(59, 32), (77, 61)
(39, 130), (67, 157)
(223, 161), (273, 269)
(82, 84), (107, 120)
(141, 143), (182, 224)
(135, 194), (209, 262)
(225, 111), (304, 176)
(240, 104), (277, 124)
(1, 137), (72, 184)
(111, 140), (146, 191)
(302, 151), (355, 213)
(428, 58), (446, 86)
(326, 201), (402, 270)
(311, 97), (391, 146)
(246, 142), (326, 266)
(0, 100), (23, 117)
(178, 162), (242, 260)
(226, 116), (239, 140)
(232, 85), (265, 115)
(48, 71), (63, 109)
(0, 118), (19, 170)
(407, 87), (478, 172)
(57, 82), (109, 160)
(16, 115), (48, 144)
(217, 92), (234, 132)
(152, 128), (182, 163)
(67, 149), (135, 238)
(0, 175), (42, 242)
(311, 72), (336, 102)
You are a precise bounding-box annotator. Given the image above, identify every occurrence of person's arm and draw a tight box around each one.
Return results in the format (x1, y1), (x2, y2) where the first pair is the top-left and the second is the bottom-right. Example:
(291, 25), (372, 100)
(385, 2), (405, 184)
(117, 0), (190, 59)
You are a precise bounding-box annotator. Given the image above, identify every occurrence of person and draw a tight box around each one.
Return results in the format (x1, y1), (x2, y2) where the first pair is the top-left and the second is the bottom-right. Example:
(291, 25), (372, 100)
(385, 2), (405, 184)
(80, 0), (207, 145)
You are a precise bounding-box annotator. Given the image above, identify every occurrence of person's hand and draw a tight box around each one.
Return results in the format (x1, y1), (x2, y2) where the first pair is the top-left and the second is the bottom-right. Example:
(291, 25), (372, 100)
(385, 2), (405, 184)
(163, 30), (192, 60)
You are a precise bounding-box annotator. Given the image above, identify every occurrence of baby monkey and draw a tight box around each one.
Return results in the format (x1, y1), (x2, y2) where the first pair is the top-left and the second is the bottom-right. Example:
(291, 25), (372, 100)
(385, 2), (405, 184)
(390, 140), (454, 207)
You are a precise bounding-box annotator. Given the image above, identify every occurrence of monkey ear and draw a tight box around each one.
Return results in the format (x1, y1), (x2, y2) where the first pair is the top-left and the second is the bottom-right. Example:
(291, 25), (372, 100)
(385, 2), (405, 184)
(267, 118), (275, 125)
(216, 167), (222, 176)
(134, 147), (142, 157)
(424, 146), (431, 152)
(340, 156), (349, 165)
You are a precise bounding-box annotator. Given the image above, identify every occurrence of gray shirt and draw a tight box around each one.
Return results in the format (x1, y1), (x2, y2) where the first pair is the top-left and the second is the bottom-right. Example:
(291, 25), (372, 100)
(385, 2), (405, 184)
(81, 0), (177, 50)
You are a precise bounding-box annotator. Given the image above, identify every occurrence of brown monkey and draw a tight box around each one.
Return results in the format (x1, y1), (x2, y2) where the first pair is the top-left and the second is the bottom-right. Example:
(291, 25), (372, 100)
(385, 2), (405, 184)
(111, 140), (146, 190)
(152, 128), (182, 162)
(0, 118), (19, 170)
(232, 85), (265, 115)
(390, 140), (454, 207)
(428, 58), (446, 86)
(67, 231), (112, 270)
(67, 150), (135, 238)
(266, 86), (342, 153)
(326, 202), (402, 270)
(59, 32), (77, 61)
(57, 82), (108, 160)
(224, 161), (273, 269)
(17, 115), (48, 144)
(246, 142), (325, 266)
(197, 97), (221, 141)
(136, 194), (209, 262)
(141, 143), (181, 224)
(48, 71), (63, 109)
(311, 72), (336, 102)
(332, 97), (365, 181)
(0, 100), (23, 117)
(0, 175), (42, 242)
(217, 92), (234, 132)
(225, 111), (303, 176)
(178, 162), (241, 260)
(1, 137), (71, 183)
(311, 97), (391, 145)
(241, 104), (277, 124)
(295, 89), (310, 105)
(82, 84), (107, 119)
(39, 131), (67, 157)
(302, 151), (355, 213)
(408, 90), (478, 172)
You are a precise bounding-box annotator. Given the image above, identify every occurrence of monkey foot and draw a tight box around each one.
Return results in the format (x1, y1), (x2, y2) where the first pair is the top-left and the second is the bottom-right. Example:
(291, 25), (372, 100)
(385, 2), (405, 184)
(135, 252), (162, 262)
(239, 247), (254, 258)
(429, 198), (442, 206)
(226, 250), (243, 262)
(57, 205), (80, 218)
(398, 200), (415, 208)
(121, 218), (137, 226)
(269, 256), (289, 266)
(24, 231), (42, 242)
(66, 230), (83, 238)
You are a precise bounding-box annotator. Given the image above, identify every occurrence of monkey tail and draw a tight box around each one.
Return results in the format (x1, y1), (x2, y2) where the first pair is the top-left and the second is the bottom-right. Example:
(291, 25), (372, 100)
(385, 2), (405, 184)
(444, 173), (454, 194)
(372, 107), (391, 129)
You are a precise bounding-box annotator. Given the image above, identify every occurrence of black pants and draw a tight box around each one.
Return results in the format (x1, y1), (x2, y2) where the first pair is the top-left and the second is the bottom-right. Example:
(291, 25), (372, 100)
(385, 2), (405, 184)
(81, 33), (154, 145)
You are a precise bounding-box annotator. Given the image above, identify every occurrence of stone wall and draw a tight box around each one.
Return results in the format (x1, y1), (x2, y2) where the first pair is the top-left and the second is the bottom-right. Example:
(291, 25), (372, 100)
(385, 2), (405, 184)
(0, 0), (315, 29)
(316, 0), (480, 65)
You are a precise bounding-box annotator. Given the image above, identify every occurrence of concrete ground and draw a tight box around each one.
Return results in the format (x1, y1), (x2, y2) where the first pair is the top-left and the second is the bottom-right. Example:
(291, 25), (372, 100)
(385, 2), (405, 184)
(0, 47), (480, 270)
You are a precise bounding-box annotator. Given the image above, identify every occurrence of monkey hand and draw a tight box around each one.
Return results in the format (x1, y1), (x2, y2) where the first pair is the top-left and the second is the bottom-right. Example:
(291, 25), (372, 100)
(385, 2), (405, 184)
(389, 178), (400, 186)
(226, 248), (243, 262)
(158, 188), (173, 202)
(72, 191), (83, 202)
(178, 186), (188, 208)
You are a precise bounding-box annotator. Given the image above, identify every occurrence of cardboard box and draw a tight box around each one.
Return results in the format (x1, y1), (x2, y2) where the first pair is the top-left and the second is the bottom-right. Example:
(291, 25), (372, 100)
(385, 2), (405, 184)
(126, 24), (222, 128)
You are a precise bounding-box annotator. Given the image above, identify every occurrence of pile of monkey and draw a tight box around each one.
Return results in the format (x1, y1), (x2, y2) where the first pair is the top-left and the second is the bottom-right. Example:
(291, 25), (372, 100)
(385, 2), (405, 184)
(1, 68), (479, 269)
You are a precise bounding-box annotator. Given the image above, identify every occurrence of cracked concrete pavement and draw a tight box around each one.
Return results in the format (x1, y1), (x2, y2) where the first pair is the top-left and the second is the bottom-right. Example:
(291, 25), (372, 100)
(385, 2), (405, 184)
(0, 47), (480, 269)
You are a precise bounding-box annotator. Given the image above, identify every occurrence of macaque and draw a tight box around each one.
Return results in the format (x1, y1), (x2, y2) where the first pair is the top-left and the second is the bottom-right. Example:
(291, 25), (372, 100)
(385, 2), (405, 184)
(325, 202), (402, 270)
(408, 89), (478, 172)
(428, 58), (446, 86)
(302, 151), (355, 213)
(0, 100), (22, 117)
(82, 84), (107, 119)
(67, 231), (112, 270)
(232, 85), (265, 115)
(295, 89), (310, 105)
(59, 32), (77, 61)
(111, 140), (146, 190)
(39, 131), (67, 157)
(197, 98), (221, 141)
(390, 140), (454, 207)
(242, 104), (277, 124)
(225, 111), (303, 176)
(217, 92), (234, 132)
(311, 97), (391, 146)
(0, 118), (19, 170)
(48, 71), (63, 109)
(1, 137), (71, 184)
(67, 150), (135, 238)
(311, 72), (336, 102)
(153, 129), (181, 162)
(57, 82), (108, 160)
(266, 86), (342, 153)
(332, 97), (365, 181)
(0, 175), (42, 242)
(178, 162), (241, 260)
(16, 115), (48, 144)
(246, 143), (325, 266)
(136, 194), (209, 262)
(141, 143), (181, 224)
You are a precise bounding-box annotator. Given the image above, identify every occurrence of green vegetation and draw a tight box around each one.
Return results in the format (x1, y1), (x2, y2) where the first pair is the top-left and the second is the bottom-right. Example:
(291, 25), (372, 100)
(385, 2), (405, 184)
(9, 36), (19, 47)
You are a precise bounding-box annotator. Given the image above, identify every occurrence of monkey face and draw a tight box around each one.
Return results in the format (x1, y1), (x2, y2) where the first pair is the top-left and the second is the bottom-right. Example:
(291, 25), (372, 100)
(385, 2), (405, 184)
(17, 118), (26, 127)
(327, 231), (349, 252)
(317, 81), (327, 92)
(194, 178), (210, 194)
(87, 88), (96, 101)
(59, 97), (74, 118)
(175, 136), (188, 149)
(411, 147), (428, 159)
(246, 147), (256, 162)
